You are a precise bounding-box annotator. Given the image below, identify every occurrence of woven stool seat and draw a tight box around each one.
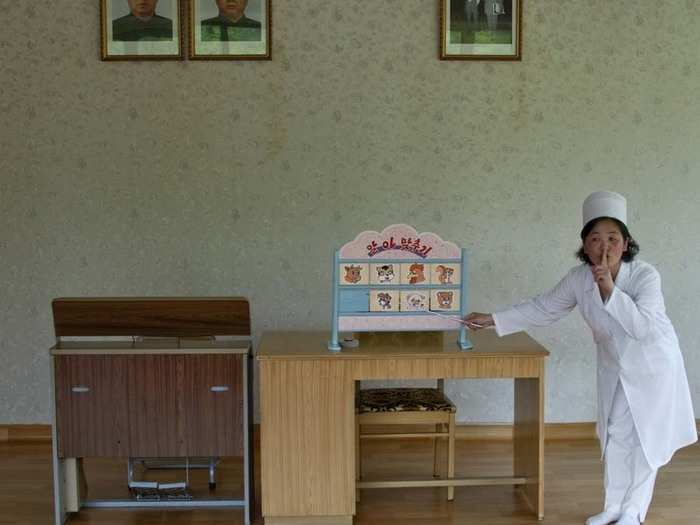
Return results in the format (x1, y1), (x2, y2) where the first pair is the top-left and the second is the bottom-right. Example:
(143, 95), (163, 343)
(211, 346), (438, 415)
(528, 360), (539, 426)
(357, 388), (456, 414)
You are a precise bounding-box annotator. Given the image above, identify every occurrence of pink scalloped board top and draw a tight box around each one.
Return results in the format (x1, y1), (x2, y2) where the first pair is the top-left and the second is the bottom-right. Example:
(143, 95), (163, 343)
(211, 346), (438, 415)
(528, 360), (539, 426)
(339, 224), (461, 260)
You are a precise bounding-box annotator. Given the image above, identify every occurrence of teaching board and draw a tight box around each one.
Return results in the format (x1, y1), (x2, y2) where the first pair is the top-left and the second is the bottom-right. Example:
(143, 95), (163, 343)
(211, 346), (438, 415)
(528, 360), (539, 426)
(328, 224), (472, 351)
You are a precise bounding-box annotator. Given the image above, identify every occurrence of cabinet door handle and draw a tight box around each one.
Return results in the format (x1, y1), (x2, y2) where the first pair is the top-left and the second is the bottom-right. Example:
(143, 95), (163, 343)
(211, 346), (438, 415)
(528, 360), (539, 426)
(71, 386), (90, 393)
(210, 385), (229, 393)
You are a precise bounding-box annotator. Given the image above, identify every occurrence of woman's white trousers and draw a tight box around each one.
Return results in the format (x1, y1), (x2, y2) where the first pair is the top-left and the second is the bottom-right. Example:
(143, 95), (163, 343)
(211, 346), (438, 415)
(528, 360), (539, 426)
(604, 380), (658, 522)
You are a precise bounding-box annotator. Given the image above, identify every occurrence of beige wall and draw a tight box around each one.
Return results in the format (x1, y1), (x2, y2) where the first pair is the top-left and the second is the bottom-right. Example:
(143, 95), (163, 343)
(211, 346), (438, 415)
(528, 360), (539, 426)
(1, 0), (699, 424)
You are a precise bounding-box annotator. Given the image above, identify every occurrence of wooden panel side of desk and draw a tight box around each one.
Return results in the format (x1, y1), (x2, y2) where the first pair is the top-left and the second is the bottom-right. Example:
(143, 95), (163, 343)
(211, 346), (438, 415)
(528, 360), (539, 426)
(514, 358), (545, 519)
(260, 359), (355, 518)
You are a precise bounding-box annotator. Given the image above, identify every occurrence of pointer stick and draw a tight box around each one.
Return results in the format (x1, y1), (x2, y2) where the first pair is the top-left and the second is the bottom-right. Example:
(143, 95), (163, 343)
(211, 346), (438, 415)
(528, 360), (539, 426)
(425, 309), (484, 328)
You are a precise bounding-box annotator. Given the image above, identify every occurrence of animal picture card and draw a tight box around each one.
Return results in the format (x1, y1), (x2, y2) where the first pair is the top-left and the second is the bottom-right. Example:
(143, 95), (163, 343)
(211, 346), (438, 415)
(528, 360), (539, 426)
(370, 263), (399, 285)
(430, 289), (460, 312)
(340, 263), (369, 285)
(370, 290), (399, 312)
(400, 262), (430, 285)
(431, 263), (461, 285)
(400, 291), (429, 311)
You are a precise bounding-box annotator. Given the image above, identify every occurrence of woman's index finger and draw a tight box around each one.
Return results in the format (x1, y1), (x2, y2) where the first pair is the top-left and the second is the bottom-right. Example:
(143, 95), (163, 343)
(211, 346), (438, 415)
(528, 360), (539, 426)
(601, 244), (609, 266)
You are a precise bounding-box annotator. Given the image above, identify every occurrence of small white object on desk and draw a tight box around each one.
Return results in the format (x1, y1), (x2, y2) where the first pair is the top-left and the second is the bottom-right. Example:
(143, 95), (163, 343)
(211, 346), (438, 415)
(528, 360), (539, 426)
(340, 336), (360, 348)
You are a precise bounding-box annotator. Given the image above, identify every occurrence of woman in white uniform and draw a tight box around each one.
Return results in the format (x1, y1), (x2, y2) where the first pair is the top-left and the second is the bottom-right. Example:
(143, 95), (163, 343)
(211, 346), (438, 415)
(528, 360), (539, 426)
(465, 191), (697, 525)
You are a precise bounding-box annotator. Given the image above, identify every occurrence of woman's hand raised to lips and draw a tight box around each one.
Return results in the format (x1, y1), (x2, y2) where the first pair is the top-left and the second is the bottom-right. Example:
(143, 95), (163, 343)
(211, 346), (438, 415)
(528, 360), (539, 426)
(592, 244), (615, 300)
(463, 312), (494, 330)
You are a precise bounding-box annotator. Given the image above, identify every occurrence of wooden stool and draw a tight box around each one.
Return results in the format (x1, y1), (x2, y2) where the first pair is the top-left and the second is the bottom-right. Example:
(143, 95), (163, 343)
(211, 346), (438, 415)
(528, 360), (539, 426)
(356, 381), (456, 501)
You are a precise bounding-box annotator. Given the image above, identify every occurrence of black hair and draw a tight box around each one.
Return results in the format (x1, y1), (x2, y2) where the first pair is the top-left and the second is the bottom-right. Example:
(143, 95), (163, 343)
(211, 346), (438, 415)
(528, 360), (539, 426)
(576, 216), (639, 265)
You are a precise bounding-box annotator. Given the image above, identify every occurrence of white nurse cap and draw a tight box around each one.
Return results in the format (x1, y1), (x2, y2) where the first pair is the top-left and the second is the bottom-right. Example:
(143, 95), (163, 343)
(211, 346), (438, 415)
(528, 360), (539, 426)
(582, 191), (627, 227)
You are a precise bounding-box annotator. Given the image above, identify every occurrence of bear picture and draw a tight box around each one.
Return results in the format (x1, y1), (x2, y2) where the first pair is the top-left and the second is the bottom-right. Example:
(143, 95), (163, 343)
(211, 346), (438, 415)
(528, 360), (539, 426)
(430, 289), (460, 311)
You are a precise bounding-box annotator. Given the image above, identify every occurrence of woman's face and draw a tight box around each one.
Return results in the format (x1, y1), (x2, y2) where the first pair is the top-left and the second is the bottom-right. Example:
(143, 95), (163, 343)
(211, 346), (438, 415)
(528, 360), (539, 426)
(583, 219), (629, 267)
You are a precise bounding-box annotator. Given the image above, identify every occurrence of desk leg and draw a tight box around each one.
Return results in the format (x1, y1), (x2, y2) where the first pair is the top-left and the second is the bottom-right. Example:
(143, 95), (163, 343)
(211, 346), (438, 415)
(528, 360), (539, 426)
(260, 360), (355, 522)
(513, 365), (544, 519)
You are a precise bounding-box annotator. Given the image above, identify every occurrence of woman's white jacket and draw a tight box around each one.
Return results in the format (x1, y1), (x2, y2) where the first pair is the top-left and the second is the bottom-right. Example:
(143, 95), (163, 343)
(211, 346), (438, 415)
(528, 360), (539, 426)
(493, 260), (697, 469)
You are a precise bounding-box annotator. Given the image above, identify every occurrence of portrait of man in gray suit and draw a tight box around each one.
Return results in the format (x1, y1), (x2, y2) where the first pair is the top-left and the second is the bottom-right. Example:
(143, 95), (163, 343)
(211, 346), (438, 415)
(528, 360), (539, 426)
(112, 0), (173, 41)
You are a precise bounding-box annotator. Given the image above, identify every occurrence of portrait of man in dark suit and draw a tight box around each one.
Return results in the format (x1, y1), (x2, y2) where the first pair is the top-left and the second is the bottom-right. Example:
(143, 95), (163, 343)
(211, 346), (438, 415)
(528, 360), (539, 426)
(201, 0), (261, 42)
(113, 0), (173, 41)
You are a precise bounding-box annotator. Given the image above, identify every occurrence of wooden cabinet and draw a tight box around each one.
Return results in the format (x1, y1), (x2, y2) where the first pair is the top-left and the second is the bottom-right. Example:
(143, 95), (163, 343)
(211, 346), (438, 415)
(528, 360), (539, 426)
(55, 353), (245, 459)
(50, 298), (253, 525)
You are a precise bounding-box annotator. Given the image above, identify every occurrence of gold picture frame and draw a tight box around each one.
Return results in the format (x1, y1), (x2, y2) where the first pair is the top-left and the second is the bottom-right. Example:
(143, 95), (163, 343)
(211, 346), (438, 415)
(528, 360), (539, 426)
(189, 0), (271, 60)
(100, 0), (184, 61)
(440, 0), (522, 60)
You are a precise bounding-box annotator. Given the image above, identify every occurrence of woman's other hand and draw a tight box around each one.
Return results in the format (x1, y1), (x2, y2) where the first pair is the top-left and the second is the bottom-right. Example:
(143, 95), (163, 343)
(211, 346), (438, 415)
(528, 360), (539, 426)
(463, 312), (494, 330)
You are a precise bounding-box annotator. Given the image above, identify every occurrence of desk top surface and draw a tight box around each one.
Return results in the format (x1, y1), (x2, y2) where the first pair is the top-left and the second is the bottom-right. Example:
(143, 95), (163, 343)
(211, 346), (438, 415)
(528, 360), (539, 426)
(256, 330), (549, 360)
(50, 339), (251, 355)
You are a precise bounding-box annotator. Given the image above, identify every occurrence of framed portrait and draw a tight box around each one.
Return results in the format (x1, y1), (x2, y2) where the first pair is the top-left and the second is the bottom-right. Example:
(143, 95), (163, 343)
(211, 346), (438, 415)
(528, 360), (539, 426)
(101, 0), (183, 60)
(440, 0), (521, 60)
(189, 0), (271, 60)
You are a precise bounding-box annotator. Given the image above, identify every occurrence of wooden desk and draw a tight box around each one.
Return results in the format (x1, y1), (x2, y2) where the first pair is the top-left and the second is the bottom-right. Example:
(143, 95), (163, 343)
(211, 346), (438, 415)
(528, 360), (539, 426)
(258, 330), (549, 525)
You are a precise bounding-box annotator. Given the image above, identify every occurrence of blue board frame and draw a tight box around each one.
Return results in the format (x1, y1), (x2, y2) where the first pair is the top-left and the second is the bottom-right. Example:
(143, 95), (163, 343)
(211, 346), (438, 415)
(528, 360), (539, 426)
(328, 248), (472, 351)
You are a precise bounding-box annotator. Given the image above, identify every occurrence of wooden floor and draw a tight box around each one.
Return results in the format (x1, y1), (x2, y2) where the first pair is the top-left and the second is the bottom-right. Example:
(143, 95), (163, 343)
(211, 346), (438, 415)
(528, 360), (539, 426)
(2, 437), (699, 524)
